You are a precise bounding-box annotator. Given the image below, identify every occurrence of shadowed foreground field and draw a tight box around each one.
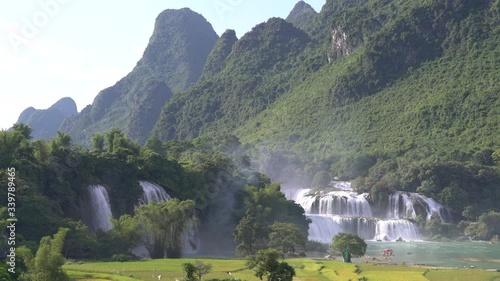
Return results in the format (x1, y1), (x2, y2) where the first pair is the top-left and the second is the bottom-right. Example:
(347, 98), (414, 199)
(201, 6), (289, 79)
(64, 258), (500, 281)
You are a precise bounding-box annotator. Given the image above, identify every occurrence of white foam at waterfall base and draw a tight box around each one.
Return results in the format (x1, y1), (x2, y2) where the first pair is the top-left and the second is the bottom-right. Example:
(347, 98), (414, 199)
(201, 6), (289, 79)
(375, 220), (421, 241)
(307, 215), (377, 243)
(138, 181), (171, 204)
(87, 185), (113, 232)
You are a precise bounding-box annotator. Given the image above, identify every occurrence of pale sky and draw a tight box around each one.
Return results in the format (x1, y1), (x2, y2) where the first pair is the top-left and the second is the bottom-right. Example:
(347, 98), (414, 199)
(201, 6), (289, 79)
(0, 0), (325, 130)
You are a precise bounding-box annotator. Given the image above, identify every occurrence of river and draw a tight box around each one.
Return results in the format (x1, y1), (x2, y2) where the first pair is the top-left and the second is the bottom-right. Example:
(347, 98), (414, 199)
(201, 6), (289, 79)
(358, 241), (500, 270)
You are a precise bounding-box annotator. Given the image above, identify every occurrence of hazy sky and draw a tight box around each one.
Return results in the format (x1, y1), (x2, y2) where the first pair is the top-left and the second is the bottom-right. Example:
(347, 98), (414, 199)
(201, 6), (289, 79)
(0, 0), (325, 130)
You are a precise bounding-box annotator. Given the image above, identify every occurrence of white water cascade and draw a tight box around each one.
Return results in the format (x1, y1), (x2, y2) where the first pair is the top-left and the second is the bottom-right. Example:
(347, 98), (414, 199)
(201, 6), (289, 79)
(138, 181), (171, 204)
(386, 191), (451, 221)
(292, 181), (450, 243)
(137, 181), (199, 255)
(87, 185), (113, 232)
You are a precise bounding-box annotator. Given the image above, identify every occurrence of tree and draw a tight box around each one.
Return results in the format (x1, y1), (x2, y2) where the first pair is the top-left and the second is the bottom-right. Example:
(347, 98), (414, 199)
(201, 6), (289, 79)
(12, 123), (33, 139)
(109, 214), (142, 254)
(19, 228), (70, 281)
(268, 262), (295, 281)
(246, 248), (283, 280)
(91, 133), (105, 152)
(134, 199), (196, 258)
(144, 136), (166, 157)
(330, 233), (367, 263)
(312, 171), (330, 188)
(235, 184), (309, 257)
(182, 260), (213, 281)
(234, 209), (267, 257)
(246, 248), (295, 281)
(182, 262), (197, 281)
(268, 222), (306, 256)
(63, 221), (98, 259)
(474, 211), (500, 240)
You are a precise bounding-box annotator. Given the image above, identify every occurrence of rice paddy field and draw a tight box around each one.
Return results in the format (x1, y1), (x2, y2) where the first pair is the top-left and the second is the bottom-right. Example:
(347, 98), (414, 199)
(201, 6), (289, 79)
(64, 258), (500, 281)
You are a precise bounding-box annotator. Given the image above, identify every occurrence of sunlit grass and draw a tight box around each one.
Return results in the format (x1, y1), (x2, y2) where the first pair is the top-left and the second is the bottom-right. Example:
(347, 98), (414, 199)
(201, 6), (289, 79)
(64, 258), (500, 281)
(425, 269), (500, 281)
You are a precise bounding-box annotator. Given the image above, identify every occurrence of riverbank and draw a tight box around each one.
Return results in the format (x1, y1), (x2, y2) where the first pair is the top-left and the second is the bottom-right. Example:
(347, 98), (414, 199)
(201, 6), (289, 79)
(64, 257), (500, 281)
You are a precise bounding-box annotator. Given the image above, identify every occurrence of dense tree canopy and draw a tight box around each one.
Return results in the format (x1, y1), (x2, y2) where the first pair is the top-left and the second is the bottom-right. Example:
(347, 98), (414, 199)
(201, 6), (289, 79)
(330, 233), (367, 263)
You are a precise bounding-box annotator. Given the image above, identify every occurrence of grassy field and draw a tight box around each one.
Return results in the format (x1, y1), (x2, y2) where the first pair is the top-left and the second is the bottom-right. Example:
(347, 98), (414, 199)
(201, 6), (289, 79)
(64, 258), (500, 281)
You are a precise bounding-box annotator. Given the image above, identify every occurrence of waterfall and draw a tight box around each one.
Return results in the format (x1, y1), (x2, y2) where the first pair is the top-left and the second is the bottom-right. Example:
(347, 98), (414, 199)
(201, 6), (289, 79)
(375, 220), (421, 241)
(387, 192), (451, 222)
(87, 185), (113, 232)
(291, 187), (451, 242)
(296, 189), (372, 217)
(136, 181), (200, 255)
(386, 192), (418, 219)
(308, 215), (377, 243)
(138, 181), (171, 204)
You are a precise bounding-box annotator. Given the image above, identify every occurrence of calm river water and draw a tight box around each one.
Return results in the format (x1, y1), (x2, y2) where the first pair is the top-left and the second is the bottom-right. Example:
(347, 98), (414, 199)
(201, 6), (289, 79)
(360, 241), (500, 270)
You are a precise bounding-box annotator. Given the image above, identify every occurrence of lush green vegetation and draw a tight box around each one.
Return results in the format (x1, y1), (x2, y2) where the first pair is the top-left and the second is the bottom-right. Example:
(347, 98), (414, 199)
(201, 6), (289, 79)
(63, 258), (500, 281)
(59, 8), (218, 145)
(15, 0), (497, 237)
(330, 233), (367, 263)
(4, 2), (500, 279)
(285, 1), (318, 33)
(0, 124), (309, 277)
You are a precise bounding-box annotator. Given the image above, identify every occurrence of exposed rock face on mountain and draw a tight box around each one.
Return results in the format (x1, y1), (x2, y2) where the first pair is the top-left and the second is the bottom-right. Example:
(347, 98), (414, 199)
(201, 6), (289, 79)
(59, 8), (219, 145)
(16, 97), (77, 140)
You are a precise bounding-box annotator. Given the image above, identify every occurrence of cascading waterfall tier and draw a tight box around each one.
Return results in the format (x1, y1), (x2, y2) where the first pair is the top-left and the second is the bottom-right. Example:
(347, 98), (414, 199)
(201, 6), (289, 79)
(138, 181), (171, 204)
(387, 191), (452, 222)
(293, 183), (450, 243)
(295, 189), (372, 217)
(137, 181), (199, 254)
(86, 185), (113, 232)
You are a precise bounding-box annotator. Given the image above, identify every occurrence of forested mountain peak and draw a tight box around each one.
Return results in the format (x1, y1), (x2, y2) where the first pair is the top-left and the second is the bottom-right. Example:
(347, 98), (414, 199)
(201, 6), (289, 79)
(49, 97), (78, 116)
(202, 29), (238, 79)
(16, 106), (36, 125)
(15, 97), (77, 140)
(152, 17), (312, 141)
(59, 8), (218, 145)
(225, 17), (310, 72)
(285, 1), (318, 31)
(137, 8), (219, 93)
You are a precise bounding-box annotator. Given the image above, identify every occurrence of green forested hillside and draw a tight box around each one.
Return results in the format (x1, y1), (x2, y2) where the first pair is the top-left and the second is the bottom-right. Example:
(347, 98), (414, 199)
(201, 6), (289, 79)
(285, 1), (318, 32)
(147, 1), (498, 160)
(152, 17), (315, 140)
(12, 0), (499, 233)
(59, 8), (219, 145)
(149, 0), (500, 219)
